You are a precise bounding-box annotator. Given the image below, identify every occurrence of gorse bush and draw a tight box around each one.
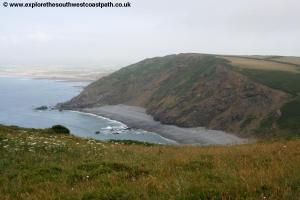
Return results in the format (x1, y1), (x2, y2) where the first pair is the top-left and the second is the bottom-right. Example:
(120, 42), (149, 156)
(51, 125), (70, 134)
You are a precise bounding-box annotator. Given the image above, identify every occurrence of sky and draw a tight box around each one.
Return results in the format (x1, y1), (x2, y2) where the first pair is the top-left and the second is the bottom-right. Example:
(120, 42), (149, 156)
(0, 0), (300, 69)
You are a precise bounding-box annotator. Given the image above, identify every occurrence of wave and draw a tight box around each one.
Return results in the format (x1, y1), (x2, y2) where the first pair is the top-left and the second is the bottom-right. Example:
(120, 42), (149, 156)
(69, 110), (128, 129)
(68, 110), (177, 144)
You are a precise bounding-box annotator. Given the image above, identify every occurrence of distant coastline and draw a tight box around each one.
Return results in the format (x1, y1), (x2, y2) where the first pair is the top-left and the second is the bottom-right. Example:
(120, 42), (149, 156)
(0, 68), (115, 82)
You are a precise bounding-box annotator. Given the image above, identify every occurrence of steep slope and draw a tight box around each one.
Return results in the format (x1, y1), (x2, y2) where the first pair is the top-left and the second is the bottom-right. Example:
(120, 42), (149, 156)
(59, 54), (290, 136)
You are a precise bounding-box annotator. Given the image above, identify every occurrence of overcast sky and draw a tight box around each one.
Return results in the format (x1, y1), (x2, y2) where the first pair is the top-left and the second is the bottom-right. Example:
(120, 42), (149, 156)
(0, 0), (299, 69)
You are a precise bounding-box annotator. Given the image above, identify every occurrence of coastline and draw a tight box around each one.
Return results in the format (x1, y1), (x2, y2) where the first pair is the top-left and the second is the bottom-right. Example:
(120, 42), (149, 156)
(69, 110), (178, 144)
(0, 75), (176, 144)
(0, 75), (248, 145)
(81, 105), (248, 145)
(0, 70), (111, 82)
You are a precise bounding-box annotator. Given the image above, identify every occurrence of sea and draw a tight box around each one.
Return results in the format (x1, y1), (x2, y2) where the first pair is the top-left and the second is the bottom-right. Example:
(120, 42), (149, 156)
(0, 76), (174, 144)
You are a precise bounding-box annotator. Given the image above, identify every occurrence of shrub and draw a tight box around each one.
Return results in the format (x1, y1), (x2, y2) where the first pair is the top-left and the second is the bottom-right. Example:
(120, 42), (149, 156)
(51, 125), (70, 134)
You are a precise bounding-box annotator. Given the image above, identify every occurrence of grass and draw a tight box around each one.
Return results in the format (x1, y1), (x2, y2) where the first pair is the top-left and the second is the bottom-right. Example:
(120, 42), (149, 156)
(277, 96), (300, 135)
(0, 125), (300, 200)
(151, 55), (224, 98)
(267, 56), (300, 66)
(222, 56), (300, 73)
(236, 68), (300, 95)
(240, 115), (257, 130)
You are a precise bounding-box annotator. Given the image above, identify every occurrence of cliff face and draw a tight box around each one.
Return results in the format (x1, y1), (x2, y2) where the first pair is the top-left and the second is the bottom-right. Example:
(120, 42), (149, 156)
(59, 54), (289, 136)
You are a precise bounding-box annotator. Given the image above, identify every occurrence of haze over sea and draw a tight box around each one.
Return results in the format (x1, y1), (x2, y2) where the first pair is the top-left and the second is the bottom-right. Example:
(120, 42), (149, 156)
(0, 76), (173, 144)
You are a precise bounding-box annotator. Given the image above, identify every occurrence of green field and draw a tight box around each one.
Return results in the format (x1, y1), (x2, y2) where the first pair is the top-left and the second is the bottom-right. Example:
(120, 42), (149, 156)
(221, 56), (300, 73)
(236, 69), (300, 95)
(278, 96), (300, 134)
(0, 125), (299, 200)
(267, 56), (300, 66)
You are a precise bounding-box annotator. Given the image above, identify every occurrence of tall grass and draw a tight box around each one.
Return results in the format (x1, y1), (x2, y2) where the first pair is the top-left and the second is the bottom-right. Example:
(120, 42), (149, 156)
(0, 125), (299, 200)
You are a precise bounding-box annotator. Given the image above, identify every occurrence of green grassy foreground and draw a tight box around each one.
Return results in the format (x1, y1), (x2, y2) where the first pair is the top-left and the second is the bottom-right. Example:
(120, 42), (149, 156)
(0, 125), (300, 200)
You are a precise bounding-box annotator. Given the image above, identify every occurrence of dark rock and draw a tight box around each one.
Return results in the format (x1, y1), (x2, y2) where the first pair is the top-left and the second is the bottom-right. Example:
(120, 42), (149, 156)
(35, 105), (48, 110)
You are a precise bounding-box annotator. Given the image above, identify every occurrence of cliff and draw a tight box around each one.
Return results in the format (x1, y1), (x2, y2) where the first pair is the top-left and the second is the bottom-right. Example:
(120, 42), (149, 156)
(59, 53), (292, 136)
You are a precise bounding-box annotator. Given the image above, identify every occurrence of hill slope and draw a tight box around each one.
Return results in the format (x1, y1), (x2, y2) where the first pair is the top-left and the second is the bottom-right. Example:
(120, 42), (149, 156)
(1, 125), (299, 199)
(60, 53), (300, 137)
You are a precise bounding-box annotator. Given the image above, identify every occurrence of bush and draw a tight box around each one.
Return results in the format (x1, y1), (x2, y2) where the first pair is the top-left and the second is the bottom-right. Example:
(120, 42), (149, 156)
(51, 125), (70, 134)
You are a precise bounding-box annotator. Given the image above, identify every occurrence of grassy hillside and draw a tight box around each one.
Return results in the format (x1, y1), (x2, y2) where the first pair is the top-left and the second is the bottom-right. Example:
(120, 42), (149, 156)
(60, 54), (293, 137)
(262, 56), (300, 66)
(221, 56), (300, 73)
(0, 125), (300, 200)
(223, 56), (300, 136)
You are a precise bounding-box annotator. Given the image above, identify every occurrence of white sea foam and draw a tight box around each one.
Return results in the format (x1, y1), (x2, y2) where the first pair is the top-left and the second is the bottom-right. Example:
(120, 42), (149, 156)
(69, 110), (128, 129)
(0, 76), (174, 144)
(68, 110), (177, 144)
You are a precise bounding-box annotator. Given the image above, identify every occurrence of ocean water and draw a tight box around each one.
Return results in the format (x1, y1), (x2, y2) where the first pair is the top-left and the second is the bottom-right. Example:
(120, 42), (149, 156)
(0, 76), (174, 144)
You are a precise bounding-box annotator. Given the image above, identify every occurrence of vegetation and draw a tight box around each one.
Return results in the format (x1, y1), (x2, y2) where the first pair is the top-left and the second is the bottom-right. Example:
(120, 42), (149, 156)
(150, 56), (225, 98)
(266, 56), (300, 66)
(108, 139), (155, 146)
(235, 68), (300, 136)
(278, 96), (300, 135)
(240, 115), (256, 129)
(222, 56), (300, 73)
(50, 125), (70, 134)
(236, 69), (300, 95)
(0, 125), (299, 199)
